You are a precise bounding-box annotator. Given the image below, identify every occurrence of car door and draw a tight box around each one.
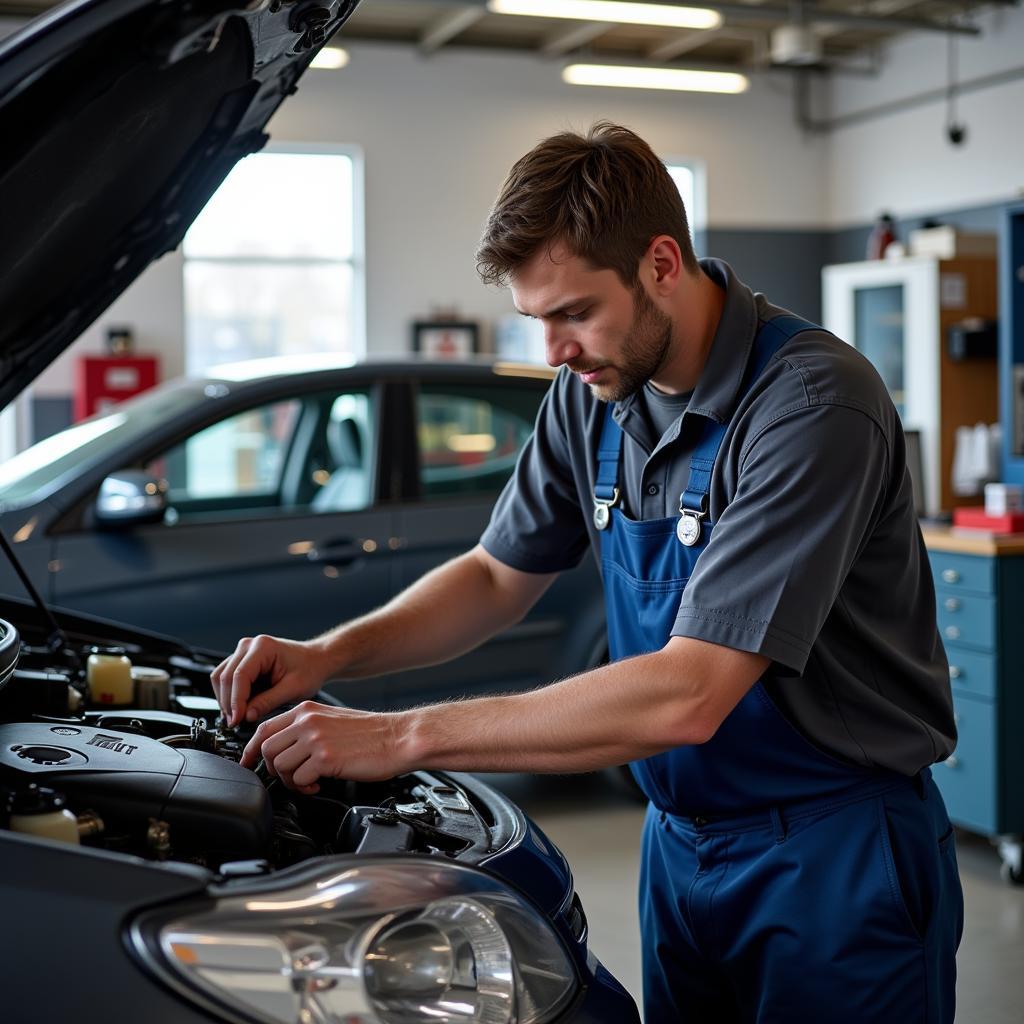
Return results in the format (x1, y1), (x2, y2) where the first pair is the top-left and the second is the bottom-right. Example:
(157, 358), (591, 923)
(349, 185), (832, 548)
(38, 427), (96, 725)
(50, 383), (399, 676)
(379, 373), (606, 709)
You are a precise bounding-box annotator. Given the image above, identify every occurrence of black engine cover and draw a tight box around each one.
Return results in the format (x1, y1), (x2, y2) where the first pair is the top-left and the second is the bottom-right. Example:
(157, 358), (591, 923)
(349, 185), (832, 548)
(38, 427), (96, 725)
(0, 722), (271, 859)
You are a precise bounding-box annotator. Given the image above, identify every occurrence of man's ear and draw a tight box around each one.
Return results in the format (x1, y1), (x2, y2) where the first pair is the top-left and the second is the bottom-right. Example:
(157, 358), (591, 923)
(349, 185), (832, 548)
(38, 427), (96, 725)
(644, 235), (684, 296)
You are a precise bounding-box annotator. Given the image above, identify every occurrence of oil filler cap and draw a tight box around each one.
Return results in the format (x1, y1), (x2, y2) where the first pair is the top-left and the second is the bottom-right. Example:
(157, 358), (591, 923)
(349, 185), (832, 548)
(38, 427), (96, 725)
(10, 744), (87, 767)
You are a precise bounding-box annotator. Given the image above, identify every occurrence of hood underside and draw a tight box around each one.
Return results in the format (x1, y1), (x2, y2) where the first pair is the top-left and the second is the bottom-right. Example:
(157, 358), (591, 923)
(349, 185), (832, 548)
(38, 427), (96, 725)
(0, 0), (360, 409)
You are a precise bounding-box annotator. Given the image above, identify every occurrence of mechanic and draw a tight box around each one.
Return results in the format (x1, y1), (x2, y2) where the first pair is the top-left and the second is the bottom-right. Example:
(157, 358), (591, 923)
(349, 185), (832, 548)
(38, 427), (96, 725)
(219, 122), (963, 1022)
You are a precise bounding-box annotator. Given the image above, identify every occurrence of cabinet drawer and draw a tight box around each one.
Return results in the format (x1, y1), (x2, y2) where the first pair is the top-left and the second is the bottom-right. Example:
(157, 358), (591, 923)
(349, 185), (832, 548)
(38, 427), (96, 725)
(929, 552), (994, 595)
(935, 591), (996, 650)
(946, 647), (997, 700)
(932, 693), (996, 835)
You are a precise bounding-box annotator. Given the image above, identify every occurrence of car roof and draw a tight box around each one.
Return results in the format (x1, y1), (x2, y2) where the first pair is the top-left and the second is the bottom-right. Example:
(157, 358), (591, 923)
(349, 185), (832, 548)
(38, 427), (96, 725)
(205, 353), (557, 385)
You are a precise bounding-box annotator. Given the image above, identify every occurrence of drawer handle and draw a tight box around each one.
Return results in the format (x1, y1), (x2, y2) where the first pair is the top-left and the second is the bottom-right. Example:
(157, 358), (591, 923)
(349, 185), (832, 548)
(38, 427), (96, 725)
(944, 626), (961, 640)
(944, 598), (961, 612)
(949, 665), (962, 680)
(944, 755), (960, 769)
(941, 569), (960, 584)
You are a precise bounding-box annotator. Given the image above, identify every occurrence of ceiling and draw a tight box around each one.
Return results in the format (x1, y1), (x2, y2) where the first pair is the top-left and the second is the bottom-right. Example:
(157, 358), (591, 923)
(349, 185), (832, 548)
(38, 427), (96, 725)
(0, 0), (1008, 74)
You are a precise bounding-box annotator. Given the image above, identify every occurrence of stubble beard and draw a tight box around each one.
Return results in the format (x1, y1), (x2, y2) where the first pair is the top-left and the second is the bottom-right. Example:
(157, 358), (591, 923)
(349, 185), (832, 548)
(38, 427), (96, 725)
(587, 286), (674, 403)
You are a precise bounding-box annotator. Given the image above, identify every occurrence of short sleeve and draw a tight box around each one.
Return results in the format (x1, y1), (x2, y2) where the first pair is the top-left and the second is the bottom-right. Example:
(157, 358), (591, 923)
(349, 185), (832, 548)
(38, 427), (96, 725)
(672, 403), (890, 673)
(480, 378), (590, 573)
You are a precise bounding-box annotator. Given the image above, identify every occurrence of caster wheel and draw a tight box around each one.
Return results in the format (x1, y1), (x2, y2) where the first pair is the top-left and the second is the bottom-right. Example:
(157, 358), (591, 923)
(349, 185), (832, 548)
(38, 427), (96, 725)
(1000, 859), (1024, 886)
(996, 837), (1024, 885)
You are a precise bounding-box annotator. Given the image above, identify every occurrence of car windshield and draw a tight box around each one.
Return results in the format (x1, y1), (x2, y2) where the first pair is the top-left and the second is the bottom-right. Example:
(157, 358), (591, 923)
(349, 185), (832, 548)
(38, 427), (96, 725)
(0, 380), (209, 510)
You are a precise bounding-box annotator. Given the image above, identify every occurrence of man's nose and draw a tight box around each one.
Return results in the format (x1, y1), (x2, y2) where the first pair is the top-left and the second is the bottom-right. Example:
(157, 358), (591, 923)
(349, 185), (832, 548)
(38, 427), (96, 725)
(544, 323), (582, 368)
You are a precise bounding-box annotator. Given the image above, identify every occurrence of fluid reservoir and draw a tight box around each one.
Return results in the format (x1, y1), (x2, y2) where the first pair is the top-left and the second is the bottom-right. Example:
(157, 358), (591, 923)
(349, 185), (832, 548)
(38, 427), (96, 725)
(7, 784), (80, 845)
(132, 666), (171, 710)
(86, 647), (133, 706)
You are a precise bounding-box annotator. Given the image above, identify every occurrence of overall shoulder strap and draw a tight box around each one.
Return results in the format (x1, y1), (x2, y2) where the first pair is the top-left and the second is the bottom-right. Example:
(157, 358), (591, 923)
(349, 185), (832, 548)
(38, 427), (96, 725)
(594, 402), (623, 504)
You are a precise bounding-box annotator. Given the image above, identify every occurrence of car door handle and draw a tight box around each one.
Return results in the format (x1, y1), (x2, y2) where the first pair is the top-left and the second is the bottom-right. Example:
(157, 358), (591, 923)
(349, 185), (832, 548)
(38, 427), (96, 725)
(307, 538), (362, 567)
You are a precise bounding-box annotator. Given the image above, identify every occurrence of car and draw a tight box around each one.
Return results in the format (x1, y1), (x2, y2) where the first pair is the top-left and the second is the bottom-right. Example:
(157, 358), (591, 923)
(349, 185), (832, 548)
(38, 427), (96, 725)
(0, 356), (608, 712)
(0, 1), (640, 1022)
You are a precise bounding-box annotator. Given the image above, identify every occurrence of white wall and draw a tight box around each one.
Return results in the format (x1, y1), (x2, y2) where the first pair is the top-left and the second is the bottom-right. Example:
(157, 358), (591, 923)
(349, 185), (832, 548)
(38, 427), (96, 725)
(824, 4), (1024, 226)
(265, 42), (828, 354)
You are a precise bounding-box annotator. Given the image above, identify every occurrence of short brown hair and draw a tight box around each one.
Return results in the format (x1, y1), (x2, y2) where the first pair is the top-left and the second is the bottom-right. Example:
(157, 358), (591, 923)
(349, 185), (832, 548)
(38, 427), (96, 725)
(476, 122), (699, 288)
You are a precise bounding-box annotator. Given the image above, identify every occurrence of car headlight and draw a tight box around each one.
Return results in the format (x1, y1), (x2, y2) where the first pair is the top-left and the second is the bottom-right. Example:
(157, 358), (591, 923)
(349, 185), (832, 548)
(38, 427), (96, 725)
(129, 859), (578, 1024)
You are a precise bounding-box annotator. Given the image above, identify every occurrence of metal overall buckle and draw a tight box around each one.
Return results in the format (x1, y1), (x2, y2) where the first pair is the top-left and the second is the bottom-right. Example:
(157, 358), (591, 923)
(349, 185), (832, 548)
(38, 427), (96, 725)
(676, 500), (707, 547)
(593, 488), (620, 531)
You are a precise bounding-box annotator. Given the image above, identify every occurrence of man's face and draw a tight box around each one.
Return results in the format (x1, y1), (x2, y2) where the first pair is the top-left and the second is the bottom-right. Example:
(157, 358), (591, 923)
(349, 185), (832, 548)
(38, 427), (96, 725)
(510, 244), (673, 403)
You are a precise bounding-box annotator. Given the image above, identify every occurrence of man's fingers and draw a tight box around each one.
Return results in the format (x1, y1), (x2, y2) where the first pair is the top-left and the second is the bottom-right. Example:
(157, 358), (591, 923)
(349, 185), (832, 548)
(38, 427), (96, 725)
(213, 637), (251, 687)
(245, 687), (286, 723)
(272, 742), (314, 791)
(240, 708), (296, 768)
(229, 641), (270, 726)
(212, 638), (252, 719)
(292, 757), (323, 790)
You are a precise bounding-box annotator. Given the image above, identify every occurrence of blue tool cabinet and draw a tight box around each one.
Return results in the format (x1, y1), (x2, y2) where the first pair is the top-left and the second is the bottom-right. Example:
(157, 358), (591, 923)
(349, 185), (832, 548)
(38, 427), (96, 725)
(924, 532), (1024, 882)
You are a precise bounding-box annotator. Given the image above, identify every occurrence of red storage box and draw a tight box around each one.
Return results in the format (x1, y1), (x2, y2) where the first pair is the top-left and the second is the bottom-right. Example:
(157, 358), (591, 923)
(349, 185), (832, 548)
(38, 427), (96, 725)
(74, 355), (159, 421)
(952, 506), (1024, 533)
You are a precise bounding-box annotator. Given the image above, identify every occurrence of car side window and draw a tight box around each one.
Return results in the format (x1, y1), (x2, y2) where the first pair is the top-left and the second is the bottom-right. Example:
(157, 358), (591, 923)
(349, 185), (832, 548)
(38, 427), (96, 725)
(307, 392), (375, 513)
(416, 384), (540, 499)
(144, 399), (301, 508)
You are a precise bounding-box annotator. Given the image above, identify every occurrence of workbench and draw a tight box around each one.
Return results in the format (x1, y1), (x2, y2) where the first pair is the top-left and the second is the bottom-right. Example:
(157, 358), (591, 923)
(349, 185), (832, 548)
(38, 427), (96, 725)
(922, 526), (1024, 882)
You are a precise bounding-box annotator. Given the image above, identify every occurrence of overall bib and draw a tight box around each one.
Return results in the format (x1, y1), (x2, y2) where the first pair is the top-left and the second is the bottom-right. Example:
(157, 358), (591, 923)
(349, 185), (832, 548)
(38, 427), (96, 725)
(594, 316), (963, 1023)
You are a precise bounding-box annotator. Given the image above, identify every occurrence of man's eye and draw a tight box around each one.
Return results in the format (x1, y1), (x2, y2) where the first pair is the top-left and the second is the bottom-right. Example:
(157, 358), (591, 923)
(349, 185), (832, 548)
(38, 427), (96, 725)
(565, 310), (588, 323)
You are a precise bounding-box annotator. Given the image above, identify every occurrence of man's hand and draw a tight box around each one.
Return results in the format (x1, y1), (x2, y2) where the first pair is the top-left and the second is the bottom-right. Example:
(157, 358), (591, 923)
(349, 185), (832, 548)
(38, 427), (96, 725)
(240, 701), (404, 794)
(211, 635), (328, 727)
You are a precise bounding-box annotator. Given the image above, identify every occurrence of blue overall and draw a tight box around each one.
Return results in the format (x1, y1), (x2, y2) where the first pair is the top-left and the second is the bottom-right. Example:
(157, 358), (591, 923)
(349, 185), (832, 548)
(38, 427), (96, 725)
(595, 316), (964, 1023)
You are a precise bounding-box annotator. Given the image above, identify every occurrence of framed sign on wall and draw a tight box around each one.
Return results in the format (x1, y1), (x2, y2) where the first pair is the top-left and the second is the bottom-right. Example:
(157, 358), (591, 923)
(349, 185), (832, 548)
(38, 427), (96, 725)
(412, 321), (480, 359)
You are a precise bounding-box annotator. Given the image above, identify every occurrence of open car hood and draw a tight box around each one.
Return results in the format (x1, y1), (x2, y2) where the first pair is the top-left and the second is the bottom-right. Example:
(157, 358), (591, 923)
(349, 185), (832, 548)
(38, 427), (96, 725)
(0, 0), (360, 410)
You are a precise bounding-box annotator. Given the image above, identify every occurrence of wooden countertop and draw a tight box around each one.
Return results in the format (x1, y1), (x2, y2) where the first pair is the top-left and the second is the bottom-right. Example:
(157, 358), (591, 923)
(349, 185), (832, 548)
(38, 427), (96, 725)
(921, 525), (1024, 556)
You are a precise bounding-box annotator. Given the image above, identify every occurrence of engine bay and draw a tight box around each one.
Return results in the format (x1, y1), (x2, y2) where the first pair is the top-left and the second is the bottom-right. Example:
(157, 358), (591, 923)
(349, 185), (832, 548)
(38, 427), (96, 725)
(0, 612), (499, 874)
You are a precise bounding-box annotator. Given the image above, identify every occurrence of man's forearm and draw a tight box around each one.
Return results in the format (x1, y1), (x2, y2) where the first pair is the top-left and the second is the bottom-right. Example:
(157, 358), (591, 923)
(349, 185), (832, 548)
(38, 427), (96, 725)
(313, 545), (556, 681)
(394, 638), (768, 774)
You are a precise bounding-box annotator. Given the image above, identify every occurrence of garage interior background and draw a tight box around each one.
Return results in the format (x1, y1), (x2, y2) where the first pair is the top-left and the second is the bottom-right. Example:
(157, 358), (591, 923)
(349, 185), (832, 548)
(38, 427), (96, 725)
(0, 2), (1022, 441)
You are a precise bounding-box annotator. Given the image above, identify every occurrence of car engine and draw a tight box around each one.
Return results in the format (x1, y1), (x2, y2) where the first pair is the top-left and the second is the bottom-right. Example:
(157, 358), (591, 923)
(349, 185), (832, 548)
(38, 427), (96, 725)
(0, 612), (498, 872)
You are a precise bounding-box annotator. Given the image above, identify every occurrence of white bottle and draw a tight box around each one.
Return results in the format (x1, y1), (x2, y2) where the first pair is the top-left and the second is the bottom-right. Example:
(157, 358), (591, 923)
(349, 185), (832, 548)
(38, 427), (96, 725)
(7, 785), (80, 845)
(86, 647), (134, 706)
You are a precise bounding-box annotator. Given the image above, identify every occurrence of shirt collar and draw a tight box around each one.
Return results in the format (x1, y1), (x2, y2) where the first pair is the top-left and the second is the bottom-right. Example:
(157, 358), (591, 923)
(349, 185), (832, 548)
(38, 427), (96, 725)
(613, 257), (759, 429)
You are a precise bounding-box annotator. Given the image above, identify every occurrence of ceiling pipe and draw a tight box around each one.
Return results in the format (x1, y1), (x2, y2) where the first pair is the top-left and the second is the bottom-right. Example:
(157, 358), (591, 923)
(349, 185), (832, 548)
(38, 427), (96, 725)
(472, 0), (984, 36)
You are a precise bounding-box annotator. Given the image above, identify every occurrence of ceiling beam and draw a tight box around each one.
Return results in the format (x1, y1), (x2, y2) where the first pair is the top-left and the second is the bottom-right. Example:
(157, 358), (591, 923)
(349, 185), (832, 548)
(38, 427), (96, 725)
(540, 21), (613, 55)
(649, 26), (769, 65)
(420, 5), (486, 54)
(648, 28), (722, 61)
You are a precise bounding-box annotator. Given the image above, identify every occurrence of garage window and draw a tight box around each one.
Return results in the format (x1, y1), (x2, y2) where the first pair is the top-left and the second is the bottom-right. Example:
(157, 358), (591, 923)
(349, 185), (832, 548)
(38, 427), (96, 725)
(183, 147), (364, 375)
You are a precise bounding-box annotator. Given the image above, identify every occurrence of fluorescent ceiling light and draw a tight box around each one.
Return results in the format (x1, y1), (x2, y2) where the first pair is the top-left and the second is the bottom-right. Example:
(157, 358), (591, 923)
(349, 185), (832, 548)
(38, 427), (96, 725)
(310, 47), (349, 70)
(488, 0), (721, 31)
(563, 63), (749, 94)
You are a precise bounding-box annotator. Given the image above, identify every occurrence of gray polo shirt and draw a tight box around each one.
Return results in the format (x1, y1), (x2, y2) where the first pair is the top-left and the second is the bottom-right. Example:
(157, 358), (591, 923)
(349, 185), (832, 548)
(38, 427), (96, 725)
(481, 258), (955, 776)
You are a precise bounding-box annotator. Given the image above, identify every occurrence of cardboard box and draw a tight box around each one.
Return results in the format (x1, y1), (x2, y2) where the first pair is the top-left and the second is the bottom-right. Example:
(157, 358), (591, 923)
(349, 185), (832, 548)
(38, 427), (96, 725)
(909, 226), (997, 259)
(953, 507), (1024, 533)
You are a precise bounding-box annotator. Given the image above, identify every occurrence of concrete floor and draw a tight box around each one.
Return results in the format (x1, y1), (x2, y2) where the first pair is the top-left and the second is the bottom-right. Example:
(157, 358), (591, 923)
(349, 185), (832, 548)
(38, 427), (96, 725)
(487, 772), (1024, 1023)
